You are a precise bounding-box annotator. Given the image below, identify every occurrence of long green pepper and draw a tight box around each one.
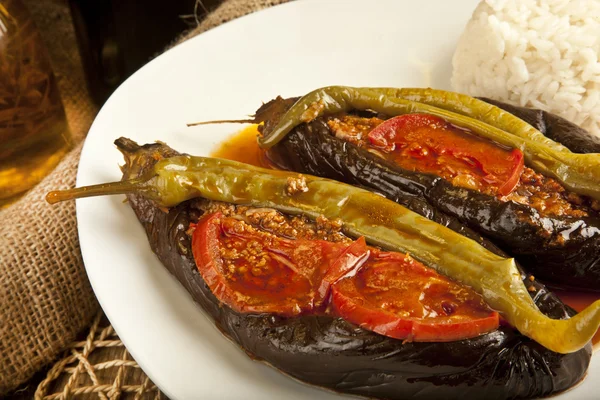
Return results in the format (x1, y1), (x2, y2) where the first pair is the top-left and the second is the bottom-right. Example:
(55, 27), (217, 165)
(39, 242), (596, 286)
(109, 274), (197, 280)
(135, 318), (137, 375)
(48, 154), (600, 354)
(257, 86), (600, 201)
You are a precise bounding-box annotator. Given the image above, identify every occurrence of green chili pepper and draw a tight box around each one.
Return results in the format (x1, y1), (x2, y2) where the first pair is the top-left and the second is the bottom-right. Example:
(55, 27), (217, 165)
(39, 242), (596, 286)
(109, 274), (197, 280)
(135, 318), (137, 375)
(257, 86), (600, 200)
(47, 154), (600, 354)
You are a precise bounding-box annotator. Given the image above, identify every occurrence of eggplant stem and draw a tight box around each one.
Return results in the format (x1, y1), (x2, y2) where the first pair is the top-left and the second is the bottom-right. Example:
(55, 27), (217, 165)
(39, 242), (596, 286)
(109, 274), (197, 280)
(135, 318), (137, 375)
(45, 178), (147, 204)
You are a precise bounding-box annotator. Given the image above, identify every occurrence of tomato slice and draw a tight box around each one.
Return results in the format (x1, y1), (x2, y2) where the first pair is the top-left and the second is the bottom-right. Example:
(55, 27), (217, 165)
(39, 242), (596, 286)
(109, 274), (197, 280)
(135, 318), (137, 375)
(330, 250), (499, 342)
(191, 212), (344, 316)
(317, 237), (371, 302)
(367, 114), (524, 196)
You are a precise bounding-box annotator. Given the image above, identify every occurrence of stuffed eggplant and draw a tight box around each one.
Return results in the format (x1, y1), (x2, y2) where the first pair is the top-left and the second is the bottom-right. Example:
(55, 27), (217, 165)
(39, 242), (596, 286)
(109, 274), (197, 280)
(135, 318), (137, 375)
(255, 87), (600, 292)
(47, 138), (600, 399)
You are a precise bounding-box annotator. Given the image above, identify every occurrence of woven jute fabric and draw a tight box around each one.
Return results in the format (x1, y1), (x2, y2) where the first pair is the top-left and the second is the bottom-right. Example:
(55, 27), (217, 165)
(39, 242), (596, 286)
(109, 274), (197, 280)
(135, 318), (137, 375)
(0, 141), (96, 395)
(1, 0), (289, 396)
(34, 311), (165, 400)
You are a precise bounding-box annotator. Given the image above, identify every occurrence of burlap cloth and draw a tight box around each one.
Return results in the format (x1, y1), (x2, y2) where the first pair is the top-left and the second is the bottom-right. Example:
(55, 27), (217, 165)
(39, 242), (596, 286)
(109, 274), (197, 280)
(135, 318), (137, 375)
(0, 0), (289, 397)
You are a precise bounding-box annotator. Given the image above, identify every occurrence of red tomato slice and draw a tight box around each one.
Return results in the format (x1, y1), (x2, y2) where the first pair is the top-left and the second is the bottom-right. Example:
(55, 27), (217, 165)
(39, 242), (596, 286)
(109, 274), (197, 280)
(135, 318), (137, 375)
(316, 237), (370, 302)
(330, 250), (499, 342)
(497, 149), (525, 196)
(191, 212), (343, 316)
(367, 114), (524, 196)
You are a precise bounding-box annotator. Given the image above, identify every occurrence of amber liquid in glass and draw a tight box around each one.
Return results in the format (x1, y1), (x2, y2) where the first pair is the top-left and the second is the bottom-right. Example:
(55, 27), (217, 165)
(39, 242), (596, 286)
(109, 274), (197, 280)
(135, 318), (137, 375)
(0, 0), (71, 208)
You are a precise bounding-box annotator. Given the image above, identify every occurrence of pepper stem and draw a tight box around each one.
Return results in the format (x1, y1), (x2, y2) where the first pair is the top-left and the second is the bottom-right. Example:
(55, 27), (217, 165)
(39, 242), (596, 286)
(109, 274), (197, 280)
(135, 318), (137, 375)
(186, 118), (255, 127)
(45, 178), (147, 204)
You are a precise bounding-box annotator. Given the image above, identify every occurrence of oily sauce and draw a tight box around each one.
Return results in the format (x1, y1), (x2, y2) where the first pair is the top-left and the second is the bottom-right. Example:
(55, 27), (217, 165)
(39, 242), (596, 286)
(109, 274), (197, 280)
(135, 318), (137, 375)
(213, 125), (600, 348)
(210, 124), (270, 168)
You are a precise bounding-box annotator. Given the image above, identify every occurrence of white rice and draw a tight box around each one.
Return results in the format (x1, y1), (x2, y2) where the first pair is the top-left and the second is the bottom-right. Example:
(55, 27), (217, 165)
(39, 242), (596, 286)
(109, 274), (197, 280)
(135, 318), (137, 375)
(451, 0), (600, 137)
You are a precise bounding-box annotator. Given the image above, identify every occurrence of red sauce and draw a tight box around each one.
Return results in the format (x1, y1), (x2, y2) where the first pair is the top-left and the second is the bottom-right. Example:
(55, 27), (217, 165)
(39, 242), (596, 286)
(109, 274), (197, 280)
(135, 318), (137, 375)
(555, 291), (600, 349)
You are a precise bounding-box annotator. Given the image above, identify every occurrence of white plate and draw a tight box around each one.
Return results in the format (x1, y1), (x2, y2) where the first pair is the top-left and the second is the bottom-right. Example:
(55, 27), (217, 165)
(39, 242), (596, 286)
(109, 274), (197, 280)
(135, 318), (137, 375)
(77, 0), (599, 398)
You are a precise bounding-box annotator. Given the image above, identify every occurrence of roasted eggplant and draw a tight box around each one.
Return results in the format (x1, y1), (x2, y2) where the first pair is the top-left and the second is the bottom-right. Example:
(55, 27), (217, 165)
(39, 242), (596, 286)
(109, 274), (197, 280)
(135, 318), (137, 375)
(480, 97), (600, 155)
(257, 87), (600, 292)
(47, 138), (596, 399)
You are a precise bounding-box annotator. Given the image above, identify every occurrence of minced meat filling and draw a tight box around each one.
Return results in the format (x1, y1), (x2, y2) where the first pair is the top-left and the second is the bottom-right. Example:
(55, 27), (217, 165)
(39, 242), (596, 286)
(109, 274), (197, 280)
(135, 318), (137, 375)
(327, 114), (384, 147)
(327, 114), (598, 219)
(502, 167), (597, 218)
(192, 199), (351, 243)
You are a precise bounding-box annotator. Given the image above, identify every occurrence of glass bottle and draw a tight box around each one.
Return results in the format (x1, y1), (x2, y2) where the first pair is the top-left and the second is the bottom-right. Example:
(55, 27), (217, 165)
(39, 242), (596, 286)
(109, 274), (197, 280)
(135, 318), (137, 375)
(68, 0), (218, 104)
(0, 0), (71, 208)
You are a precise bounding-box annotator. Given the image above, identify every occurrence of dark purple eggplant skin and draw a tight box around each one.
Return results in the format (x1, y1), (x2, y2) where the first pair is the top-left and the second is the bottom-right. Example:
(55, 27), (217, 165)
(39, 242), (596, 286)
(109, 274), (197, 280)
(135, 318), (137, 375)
(480, 97), (600, 154)
(265, 102), (600, 292)
(116, 137), (591, 400)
